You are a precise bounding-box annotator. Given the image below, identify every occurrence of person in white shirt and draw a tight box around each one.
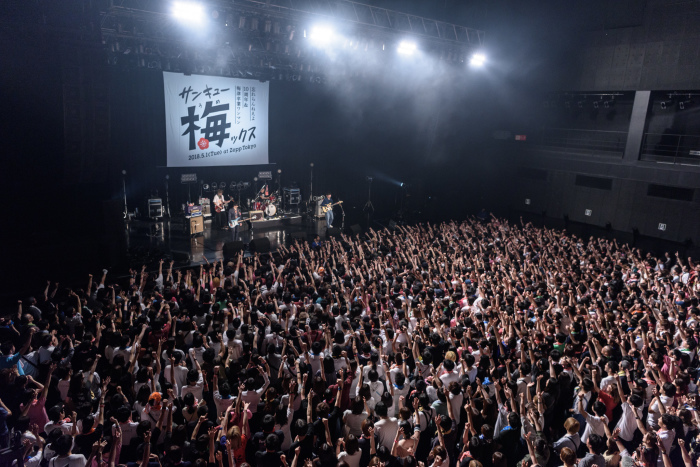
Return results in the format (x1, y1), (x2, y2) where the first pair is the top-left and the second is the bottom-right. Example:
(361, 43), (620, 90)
(336, 434), (362, 467)
(240, 362), (270, 413)
(48, 433), (88, 467)
(647, 384), (675, 430)
(212, 368), (235, 416)
(438, 359), (460, 387)
(181, 349), (205, 400)
(578, 397), (608, 444)
(165, 354), (189, 397)
(612, 376), (644, 450)
(373, 401), (399, 450)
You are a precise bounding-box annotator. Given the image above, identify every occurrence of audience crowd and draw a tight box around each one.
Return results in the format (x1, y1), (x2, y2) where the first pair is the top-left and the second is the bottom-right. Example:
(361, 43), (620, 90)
(2, 217), (700, 467)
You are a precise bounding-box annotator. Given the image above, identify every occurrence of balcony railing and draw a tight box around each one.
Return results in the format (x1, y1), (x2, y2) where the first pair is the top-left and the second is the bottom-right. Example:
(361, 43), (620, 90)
(533, 128), (627, 157)
(640, 132), (700, 166)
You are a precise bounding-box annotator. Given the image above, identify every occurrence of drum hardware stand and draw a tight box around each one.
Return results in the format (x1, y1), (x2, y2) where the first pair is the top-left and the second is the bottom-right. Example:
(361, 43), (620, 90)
(362, 177), (374, 213)
(306, 162), (314, 215)
(122, 169), (128, 219)
(164, 175), (171, 218)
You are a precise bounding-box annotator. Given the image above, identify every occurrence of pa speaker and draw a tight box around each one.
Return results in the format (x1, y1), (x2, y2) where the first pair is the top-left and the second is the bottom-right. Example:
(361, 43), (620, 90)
(349, 224), (362, 235)
(223, 241), (245, 259)
(250, 237), (271, 252)
(291, 231), (307, 241)
(326, 227), (342, 237)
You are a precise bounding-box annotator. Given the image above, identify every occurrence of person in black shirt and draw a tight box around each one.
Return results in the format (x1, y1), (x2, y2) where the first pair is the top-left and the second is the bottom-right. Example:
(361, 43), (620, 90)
(255, 433), (284, 467)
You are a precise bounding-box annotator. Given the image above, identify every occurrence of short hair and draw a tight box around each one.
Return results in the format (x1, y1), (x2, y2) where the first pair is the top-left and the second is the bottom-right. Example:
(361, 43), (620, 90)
(345, 434), (359, 455)
(265, 433), (280, 451)
(563, 417), (580, 434)
(559, 447), (576, 464)
(53, 435), (73, 456)
(588, 434), (606, 454)
(375, 401), (388, 417)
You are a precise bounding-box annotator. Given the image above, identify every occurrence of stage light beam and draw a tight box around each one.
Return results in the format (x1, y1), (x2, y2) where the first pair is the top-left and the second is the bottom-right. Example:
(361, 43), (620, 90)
(469, 53), (486, 67)
(172, 2), (204, 24)
(309, 26), (335, 45)
(397, 41), (417, 55)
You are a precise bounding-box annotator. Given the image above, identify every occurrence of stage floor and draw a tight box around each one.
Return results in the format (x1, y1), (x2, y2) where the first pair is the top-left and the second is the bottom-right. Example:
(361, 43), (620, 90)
(125, 211), (338, 265)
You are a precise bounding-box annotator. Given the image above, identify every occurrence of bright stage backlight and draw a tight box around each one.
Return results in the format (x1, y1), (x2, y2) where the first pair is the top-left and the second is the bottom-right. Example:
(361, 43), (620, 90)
(172, 2), (204, 23)
(309, 26), (335, 45)
(470, 53), (486, 67)
(397, 41), (417, 55)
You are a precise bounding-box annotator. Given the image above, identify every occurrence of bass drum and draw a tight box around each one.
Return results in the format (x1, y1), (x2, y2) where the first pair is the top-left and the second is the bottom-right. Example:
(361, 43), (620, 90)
(264, 203), (277, 217)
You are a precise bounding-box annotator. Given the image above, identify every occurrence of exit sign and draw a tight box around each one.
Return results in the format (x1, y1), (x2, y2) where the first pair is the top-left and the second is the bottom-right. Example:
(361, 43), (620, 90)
(515, 135), (527, 141)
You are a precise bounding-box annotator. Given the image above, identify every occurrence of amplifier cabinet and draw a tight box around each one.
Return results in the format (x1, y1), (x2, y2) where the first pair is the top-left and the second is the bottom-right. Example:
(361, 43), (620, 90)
(248, 210), (264, 222)
(188, 216), (204, 235)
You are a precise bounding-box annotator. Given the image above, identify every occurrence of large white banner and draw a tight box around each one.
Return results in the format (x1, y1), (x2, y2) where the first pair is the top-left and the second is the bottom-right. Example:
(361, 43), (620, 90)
(163, 72), (269, 167)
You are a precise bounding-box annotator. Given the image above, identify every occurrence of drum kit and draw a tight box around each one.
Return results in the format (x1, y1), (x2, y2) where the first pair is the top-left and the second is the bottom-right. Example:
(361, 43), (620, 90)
(249, 184), (280, 218)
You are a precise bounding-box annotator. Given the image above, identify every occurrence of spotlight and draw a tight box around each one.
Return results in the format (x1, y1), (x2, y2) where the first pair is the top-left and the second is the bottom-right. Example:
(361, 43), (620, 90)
(660, 100), (671, 110)
(397, 41), (417, 55)
(679, 99), (693, 110)
(122, 169), (127, 175)
(219, 182), (226, 189)
(469, 53), (486, 67)
(172, 2), (204, 23)
(400, 182), (405, 187)
(309, 26), (334, 45)
(277, 169), (282, 174)
(310, 162), (314, 167)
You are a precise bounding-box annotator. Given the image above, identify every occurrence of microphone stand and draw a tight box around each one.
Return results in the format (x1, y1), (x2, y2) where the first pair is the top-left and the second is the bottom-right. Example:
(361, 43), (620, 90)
(340, 202), (346, 230)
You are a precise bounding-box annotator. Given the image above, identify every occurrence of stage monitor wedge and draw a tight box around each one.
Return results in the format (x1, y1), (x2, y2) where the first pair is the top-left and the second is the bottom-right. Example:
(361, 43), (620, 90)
(163, 72), (269, 167)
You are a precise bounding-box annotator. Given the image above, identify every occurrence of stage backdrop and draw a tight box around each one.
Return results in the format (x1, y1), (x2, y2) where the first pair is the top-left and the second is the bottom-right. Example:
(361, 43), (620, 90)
(163, 72), (269, 167)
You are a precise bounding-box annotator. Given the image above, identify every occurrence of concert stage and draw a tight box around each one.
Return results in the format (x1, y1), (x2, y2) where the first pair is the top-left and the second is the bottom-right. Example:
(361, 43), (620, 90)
(124, 212), (336, 267)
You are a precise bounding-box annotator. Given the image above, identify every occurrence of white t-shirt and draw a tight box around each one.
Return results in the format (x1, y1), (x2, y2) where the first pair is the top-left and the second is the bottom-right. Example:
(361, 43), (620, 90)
(615, 401), (642, 442)
(647, 395), (673, 429)
(165, 365), (189, 396)
(581, 413), (608, 444)
(375, 417), (399, 450)
(48, 454), (87, 467)
(338, 449), (362, 467)
(181, 373), (204, 401)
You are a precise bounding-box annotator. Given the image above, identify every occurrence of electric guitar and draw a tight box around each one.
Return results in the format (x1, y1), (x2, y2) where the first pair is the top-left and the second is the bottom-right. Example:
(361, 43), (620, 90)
(214, 196), (234, 213)
(321, 201), (343, 213)
(229, 216), (254, 228)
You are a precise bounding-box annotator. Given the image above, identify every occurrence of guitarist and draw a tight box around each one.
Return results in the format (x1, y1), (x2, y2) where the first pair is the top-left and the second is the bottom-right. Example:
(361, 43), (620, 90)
(320, 192), (334, 228)
(213, 189), (229, 230)
(227, 202), (242, 238)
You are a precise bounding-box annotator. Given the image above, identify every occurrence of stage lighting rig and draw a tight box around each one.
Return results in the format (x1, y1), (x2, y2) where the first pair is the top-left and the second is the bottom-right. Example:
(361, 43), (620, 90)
(397, 41), (417, 55)
(172, 2), (204, 24)
(469, 52), (486, 67)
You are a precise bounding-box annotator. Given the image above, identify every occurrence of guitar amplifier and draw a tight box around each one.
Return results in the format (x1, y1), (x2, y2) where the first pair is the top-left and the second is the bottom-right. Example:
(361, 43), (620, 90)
(198, 198), (211, 217)
(188, 216), (204, 235)
(248, 210), (264, 222)
(314, 198), (325, 218)
(186, 204), (202, 217)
